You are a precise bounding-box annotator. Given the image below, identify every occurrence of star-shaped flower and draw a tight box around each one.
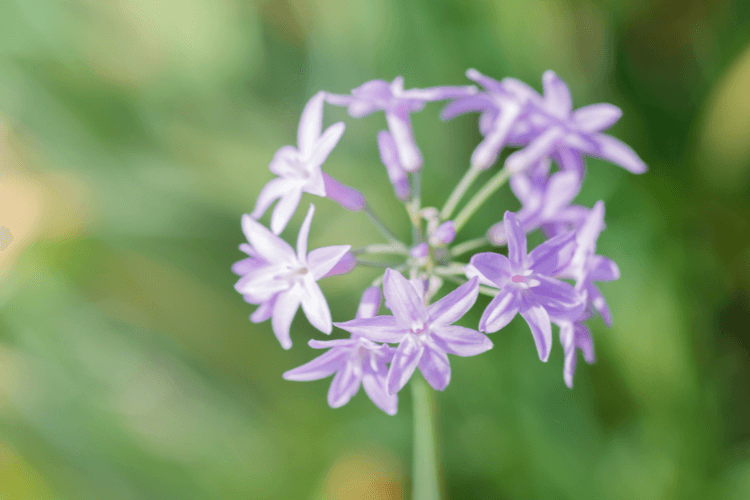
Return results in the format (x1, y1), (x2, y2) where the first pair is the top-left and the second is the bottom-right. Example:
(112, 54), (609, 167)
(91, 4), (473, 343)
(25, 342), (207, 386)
(234, 204), (350, 349)
(336, 270), (492, 395)
(467, 211), (584, 361)
(252, 92), (345, 234)
(327, 77), (476, 172)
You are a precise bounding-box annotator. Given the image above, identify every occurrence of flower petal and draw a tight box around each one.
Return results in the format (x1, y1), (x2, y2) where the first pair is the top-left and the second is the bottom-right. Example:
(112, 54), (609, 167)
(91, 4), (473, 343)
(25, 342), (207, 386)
(479, 289), (521, 333)
(251, 177), (289, 221)
(440, 94), (495, 121)
(270, 187), (303, 235)
(362, 371), (398, 415)
(542, 70), (572, 118)
(335, 316), (406, 343)
(283, 347), (349, 381)
(308, 245), (353, 280)
(241, 214), (295, 263)
(321, 252), (356, 278)
(385, 106), (422, 172)
(272, 288), (301, 349)
(528, 231), (576, 276)
(418, 346), (451, 391)
(589, 255), (620, 282)
(309, 339), (357, 349)
(297, 91), (325, 155)
(541, 171), (581, 219)
(572, 103), (622, 133)
(377, 130), (411, 201)
(383, 269), (429, 326)
(427, 277), (479, 326)
(529, 275), (584, 319)
(588, 133), (647, 174)
(471, 100), (521, 170)
(299, 277), (332, 334)
(297, 204), (315, 263)
(401, 85), (477, 102)
(356, 287), (382, 319)
(307, 122), (345, 168)
(250, 297), (276, 323)
(587, 282), (613, 327)
(519, 301), (552, 362)
(328, 361), (362, 408)
(431, 325), (493, 356)
(386, 335), (424, 395)
(503, 211), (528, 269)
(466, 68), (505, 94)
(467, 252), (512, 288)
(322, 173), (366, 211)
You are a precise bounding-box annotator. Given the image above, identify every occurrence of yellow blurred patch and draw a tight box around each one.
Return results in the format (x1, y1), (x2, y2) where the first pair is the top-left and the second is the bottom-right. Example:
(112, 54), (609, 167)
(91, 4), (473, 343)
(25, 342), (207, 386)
(321, 447), (403, 500)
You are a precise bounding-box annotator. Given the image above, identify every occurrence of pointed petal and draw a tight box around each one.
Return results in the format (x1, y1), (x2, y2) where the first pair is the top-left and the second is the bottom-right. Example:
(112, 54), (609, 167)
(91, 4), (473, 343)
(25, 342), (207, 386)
(589, 255), (620, 282)
(559, 321), (577, 388)
(298, 91), (325, 155)
(307, 245), (352, 280)
(251, 177), (289, 220)
(418, 346), (451, 391)
(307, 122), (345, 168)
(362, 372), (398, 415)
(241, 214), (295, 263)
(542, 70), (572, 118)
(385, 107), (422, 172)
(270, 188), (303, 235)
(322, 172), (366, 211)
(235, 265), (289, 300)
(299, 278), (332, 334)
(519, 302), (552, 361)
(505, 126), (565, 174)
(267, 145), (302, 178)
(504, 211), (528, 268)
(386, 335), (423, 395)
(466, 68), (505, 94)
(541, 171), (582, 218)
(383, 269), (429, 326)
(431, 325), (493, 356)
(440, 94), (495, 121)
(572, 103), (622, 133)
(529, 275), (583, 319)
(335, 316), (406, 343)
(377, 130), (411, 200)
(468, 252), (512, 288)
(553, 148), (586, 177)
(297, 204), (315, 262)
(587, 282), (613, 326)
(427, 277), (479, 326)
(232, 257), (260, 276)
(327, 361), (362, 408)
(575, 322), (595, 364)
(528, 231), (576, 276)
(479, 289), (521, 333)
(272, 288), (301, 349)
(357, 287), (382, 319)
(309, 339), (358, 349)
(250, 297), (276, 323)
(471, 101), (522, 170)
(283, 347), (349, 381)
(588, 134), (647, 174)
(401, 85), (477, 102)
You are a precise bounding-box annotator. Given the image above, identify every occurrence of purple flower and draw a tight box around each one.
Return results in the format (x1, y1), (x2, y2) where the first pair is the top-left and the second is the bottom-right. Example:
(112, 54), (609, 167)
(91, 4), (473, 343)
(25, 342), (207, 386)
(556, 316), (595, 388)
(335, 270), (492, 394)
(487, 167), (586, 245)
(377, 130), (411, 201)
(327, 77), (476, 172)
(252, 92), (345, 234)
(283, 287), (398, 414)
(234, 204), (351, 349)
(322, 172), (366, 211)
(467, 211), (584, 361)
(430, 220), (456, 246)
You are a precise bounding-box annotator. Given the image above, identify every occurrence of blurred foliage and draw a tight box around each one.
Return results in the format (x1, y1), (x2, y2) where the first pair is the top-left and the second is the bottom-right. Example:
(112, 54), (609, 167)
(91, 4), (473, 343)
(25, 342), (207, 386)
(0, 0), (749, 499)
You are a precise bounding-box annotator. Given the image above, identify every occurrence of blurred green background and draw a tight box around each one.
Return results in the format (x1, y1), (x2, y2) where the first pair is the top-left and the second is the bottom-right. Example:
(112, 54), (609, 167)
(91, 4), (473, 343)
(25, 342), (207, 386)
(1, 0), (749, 498)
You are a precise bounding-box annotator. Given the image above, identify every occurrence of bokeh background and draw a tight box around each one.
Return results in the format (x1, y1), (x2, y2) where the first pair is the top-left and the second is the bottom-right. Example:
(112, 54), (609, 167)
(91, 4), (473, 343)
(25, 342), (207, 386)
(1, 0), (749, 498)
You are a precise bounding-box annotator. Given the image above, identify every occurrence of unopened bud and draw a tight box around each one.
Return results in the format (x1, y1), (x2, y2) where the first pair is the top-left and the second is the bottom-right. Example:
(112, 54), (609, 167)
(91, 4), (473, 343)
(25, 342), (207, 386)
(323, 173), (366, 211)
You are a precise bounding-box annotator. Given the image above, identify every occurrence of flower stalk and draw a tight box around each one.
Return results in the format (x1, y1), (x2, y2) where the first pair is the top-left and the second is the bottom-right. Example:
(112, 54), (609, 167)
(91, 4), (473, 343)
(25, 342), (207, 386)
(412, 373), (442, 500)
(453, 167), (511, 235)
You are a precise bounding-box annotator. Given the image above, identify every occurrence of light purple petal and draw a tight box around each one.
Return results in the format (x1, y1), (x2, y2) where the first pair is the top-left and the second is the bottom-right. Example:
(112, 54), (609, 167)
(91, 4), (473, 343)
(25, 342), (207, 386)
(270, 187), (303, 235)
(528, 231), (576, 276)
(232, 257), (260, 276)
(589, 255), (620, 282)
(309, 339), (358, 349)
(471, 101), (522, 170)
(267, 145), (301, 178)
(479, 289), (521, 333)
(587, 282), (613, 327)
(297, 204), (315, 263)
(283, 347), (349, 381)
(530, 276), (585, 320)
(377, 130), (411, 201)
(322, 252), (356, 278)
(298, 91), (325, 155)
(322, 173), (366, 211)
(553, 148), (586, 177)
(241, 214), (295, 263)
(386, 335), (424, 395)
(385, 106), (422, 172)
(401, 85), (477, 102)
(427, 277), (479, 326)
(299, 277), (332, 334)
(250, 297), (276, 323)
(335, 316), (406, 343)
(559, 321), (577, 388)
(383, 269), (429, 326)
(572, 103), (622, 133)
(504, 211), (528, 269)
(588, 133), (647, 174)
(431, 325), (493, 356)
(362, 372), (398, 415)
(235, 266), (289, 300)
(440, 94), (495, 121)
(357, 287), (382, 319)
(328, 361), (362, 408)
(272, 288), (301, 349)
(519, 301), (552, 361)
(307, 122), (345, 168)
(308, 246), (353, 280)
(431, 220), (456, 246)
(251, 177), (289, 221)
(418, 346), (451, 391)
(541, 171), (581, 218)
(466, 69), (505, 94)
(468, 252), (512, 288)
(542, 70), (572, 118)
(575, 322), (595, 364)
(505, 126), (565, 174)
(500, 76), (544, 105)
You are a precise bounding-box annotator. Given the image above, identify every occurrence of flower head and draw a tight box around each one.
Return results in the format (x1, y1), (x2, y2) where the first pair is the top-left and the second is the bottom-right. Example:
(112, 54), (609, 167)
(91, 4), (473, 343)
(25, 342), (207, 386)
(235, 204), (350, 349)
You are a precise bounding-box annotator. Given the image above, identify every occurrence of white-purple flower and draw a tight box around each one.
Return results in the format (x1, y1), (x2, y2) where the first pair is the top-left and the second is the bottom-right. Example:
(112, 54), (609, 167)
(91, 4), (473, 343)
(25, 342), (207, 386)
(252, 92), (345, 234)
(327, 77), (476, 172)
(234, 204), (351, 349)
(336, 270), (492, 395)
(283, 287), (398, 414)
(467, 211), (584, 361)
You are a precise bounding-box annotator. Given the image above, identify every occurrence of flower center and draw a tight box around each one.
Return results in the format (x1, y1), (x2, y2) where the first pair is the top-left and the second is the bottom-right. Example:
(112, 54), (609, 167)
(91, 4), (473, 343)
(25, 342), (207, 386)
(510, 272), (540, 289)
(511, 275), (526, 283)
(410, 322), (427, 336)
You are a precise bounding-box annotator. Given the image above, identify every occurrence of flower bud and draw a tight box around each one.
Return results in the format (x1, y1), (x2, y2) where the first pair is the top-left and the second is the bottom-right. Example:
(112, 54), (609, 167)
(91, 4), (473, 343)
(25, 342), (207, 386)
(322, 173), (366, 211)
(429, 220), (455, 246)
(323, 252), (356, 278)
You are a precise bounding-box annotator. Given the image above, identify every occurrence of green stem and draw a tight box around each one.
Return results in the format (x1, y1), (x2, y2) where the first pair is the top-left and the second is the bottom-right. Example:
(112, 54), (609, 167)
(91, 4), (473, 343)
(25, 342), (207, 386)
(412, 373), (441, 500)
(410, 172), (423, 244)
(440, 165), (482, 221)
(450, 236), (490, 258)
(452, 168), (511, 236)
(364, 205), (401, 244)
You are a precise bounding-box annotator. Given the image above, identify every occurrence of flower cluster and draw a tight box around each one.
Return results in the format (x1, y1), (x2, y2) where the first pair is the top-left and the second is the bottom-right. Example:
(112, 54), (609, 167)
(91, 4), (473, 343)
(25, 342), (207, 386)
(233, 70), (645, 414)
